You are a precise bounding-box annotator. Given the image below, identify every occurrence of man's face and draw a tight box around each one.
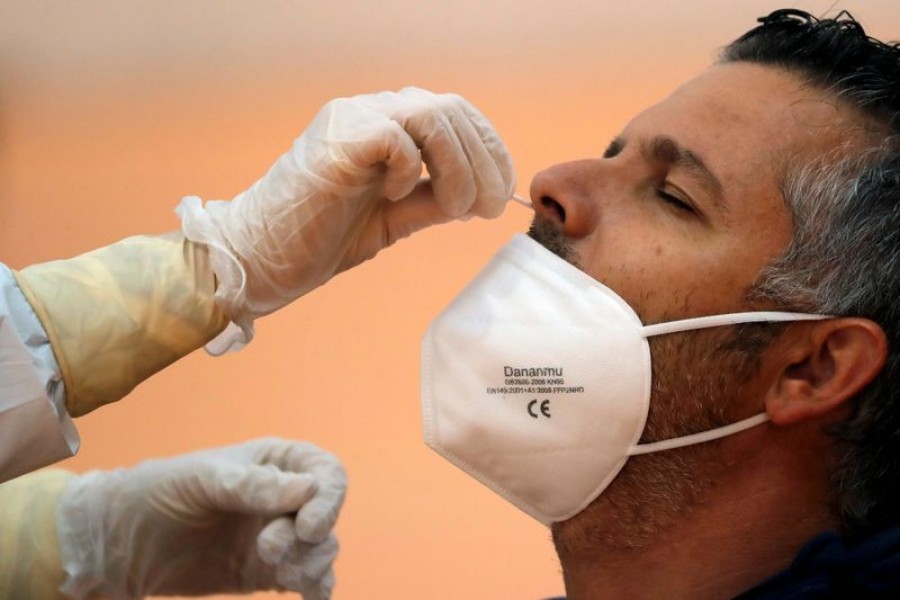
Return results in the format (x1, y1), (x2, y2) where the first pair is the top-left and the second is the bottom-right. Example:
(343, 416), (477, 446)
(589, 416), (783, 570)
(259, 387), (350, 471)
(531, 62), (859, 552)
(529, 61), (848, 323)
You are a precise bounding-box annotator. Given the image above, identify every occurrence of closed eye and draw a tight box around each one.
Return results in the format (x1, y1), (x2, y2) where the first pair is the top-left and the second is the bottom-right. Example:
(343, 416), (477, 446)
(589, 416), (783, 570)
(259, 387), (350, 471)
(656, 188), (694, 213)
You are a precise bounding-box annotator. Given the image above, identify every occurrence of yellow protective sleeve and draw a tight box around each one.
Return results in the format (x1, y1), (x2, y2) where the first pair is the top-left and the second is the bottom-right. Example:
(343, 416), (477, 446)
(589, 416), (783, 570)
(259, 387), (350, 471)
(0, 469), (73, 598)
(13, 234), (228, 417)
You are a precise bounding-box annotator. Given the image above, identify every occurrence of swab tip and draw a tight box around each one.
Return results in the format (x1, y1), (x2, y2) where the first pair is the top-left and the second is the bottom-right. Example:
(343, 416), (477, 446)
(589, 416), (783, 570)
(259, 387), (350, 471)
(510, 194), (532, 209)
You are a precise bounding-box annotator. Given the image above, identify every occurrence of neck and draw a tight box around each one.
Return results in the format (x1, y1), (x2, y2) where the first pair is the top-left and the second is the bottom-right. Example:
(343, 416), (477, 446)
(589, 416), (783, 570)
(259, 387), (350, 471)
(555, 425), (834, 600)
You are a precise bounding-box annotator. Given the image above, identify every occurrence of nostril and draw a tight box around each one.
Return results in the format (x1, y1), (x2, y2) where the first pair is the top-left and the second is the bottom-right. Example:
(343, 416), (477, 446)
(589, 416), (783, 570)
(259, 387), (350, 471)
(541, 196), (567, 223)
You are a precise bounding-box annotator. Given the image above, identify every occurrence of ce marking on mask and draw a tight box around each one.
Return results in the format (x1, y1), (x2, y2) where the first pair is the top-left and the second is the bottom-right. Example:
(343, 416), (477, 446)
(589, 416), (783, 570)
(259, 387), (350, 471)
(485, 366), (586, 420)
(527, 399), (552, 419)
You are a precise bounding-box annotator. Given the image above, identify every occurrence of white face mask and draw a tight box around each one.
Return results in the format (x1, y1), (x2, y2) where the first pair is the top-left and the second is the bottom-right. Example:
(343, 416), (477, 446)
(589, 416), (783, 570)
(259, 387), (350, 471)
(421, 234), (826, 525)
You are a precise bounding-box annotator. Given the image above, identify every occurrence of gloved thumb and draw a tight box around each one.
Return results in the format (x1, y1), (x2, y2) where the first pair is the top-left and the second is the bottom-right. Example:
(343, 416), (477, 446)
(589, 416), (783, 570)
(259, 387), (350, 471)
(195, 462), (319, 516)
(379, 179), (489, 245)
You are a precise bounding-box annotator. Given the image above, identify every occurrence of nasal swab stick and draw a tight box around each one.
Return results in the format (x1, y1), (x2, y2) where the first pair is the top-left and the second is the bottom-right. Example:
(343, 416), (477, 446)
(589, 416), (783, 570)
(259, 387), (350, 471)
(510, 194), (533, 209)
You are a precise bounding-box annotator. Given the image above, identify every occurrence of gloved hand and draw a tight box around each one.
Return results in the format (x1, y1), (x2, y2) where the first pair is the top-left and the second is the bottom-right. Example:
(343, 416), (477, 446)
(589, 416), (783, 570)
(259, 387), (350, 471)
(178, 86), (516, 353)
(56, 438), (347, 600)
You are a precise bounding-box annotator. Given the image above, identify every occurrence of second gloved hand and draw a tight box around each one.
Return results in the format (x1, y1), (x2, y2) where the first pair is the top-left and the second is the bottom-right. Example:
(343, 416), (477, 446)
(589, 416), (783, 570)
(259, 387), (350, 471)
(178, 87), (516, 353)
(56, 437), (347, 600)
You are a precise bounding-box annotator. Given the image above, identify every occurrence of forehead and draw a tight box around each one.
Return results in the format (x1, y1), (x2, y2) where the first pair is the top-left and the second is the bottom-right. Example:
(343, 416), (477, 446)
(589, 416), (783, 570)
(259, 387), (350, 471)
(624, 62), (852, 216)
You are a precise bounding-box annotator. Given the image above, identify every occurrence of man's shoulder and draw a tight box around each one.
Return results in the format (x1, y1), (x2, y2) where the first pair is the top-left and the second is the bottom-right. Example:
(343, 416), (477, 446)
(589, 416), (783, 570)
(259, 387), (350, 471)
(737, 525), (900, 599)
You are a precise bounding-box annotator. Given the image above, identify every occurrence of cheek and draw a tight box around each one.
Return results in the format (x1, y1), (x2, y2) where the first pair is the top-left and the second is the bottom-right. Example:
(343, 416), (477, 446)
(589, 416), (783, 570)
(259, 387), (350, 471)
(579, 233), (777, 322)
(578, 231), (707, 319)
(574, 195), (793, 321)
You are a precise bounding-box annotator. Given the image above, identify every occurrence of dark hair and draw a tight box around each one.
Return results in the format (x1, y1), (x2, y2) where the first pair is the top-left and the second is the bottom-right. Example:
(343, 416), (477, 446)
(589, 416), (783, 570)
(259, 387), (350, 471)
(723, 9), (900, 538)
(722, 9), (900, 131)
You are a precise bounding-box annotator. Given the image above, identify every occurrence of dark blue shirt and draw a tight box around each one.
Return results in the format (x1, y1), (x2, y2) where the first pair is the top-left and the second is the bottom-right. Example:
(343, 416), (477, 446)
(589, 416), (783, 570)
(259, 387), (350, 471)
(546, 525), (900, 599)
(736, 526), (900, 599)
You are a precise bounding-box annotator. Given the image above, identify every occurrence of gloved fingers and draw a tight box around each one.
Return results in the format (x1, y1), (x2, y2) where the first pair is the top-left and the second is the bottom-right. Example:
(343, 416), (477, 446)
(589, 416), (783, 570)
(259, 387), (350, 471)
(315, 98), (423, 201)
(433, 114), (504, 219)
(417, 111), (477, 218)
(295, 468), (345, 544)
(391, 87), (514, 219)
(192, 461), (319, 516)
(456, 99), (517, 207)
(257, 516), (297, 565)
(361, 119), (423, 202)
(275, 442), (347, 543)
(301, 570), (335, 600)
(374, 88), (477, 218)
(445, 98), (515, 219)
(275, 535), (339, 597)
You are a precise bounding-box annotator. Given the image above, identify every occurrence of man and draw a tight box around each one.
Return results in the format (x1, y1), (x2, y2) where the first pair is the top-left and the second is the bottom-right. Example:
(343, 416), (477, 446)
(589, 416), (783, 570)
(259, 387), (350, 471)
(532, 9), (900, 598)
(423, 8), (900, 599)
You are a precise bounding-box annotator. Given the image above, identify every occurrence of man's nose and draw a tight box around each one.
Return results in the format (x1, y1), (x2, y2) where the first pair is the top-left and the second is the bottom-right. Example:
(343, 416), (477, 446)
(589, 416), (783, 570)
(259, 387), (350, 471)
(528, 160), (598, 239)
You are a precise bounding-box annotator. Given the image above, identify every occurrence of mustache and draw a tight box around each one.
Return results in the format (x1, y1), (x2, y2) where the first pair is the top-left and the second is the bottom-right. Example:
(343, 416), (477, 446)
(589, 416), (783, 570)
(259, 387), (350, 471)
(527, 216), (581, 269)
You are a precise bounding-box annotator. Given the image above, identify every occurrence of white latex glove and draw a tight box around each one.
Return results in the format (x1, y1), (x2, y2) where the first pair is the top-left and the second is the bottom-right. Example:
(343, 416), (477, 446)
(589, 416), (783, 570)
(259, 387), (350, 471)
(56, 438), (347, 600)
(177, 86), (516, 353)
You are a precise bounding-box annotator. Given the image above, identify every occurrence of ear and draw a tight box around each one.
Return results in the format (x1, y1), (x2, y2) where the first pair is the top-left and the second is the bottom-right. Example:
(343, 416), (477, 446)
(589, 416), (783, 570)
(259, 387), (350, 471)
(765, 318), (888, 426)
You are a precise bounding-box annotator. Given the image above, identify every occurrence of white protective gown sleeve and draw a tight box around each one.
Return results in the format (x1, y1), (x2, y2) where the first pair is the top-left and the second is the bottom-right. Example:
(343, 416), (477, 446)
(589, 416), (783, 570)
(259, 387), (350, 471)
(0, 264), (78, 482)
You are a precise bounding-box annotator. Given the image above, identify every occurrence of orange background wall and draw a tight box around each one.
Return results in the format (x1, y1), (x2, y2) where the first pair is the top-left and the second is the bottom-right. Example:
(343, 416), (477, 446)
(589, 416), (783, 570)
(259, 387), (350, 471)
(2, 2), (898, 598)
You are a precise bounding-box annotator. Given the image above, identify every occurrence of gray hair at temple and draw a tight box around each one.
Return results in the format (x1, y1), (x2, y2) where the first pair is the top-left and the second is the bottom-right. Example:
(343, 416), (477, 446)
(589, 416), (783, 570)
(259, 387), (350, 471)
(722, 8), (900, 538)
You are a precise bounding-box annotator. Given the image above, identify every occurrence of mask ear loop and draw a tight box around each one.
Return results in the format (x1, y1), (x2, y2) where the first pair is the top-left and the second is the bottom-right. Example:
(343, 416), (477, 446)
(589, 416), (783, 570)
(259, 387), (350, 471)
(628, 413), (769, 456)
(628, 312), (830, 456)
(641, 312), (829, 338)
